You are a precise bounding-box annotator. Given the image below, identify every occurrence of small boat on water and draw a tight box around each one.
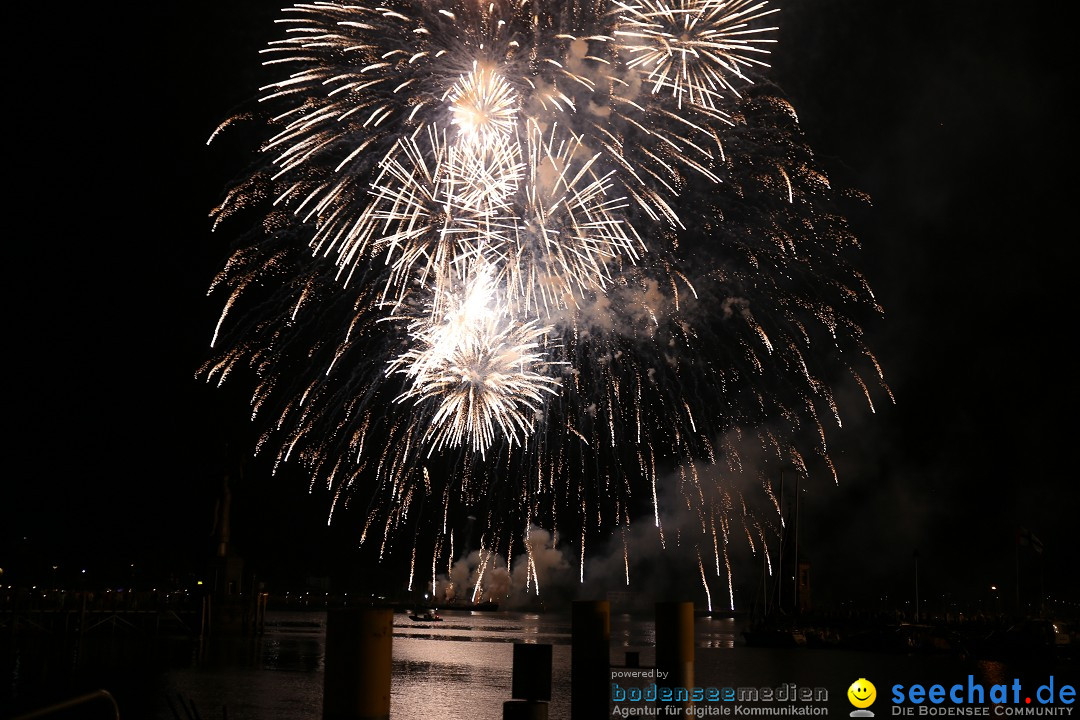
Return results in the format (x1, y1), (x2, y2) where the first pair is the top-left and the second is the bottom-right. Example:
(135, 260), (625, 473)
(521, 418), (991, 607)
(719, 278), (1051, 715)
(408, 610), (443, 622)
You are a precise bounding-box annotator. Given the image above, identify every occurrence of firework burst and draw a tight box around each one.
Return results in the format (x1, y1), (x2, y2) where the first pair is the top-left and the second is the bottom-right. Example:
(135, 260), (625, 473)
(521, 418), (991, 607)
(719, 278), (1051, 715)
(204, 0), (888, 605)
(389, 262), (561, 457)
(613, 0), (779, 110)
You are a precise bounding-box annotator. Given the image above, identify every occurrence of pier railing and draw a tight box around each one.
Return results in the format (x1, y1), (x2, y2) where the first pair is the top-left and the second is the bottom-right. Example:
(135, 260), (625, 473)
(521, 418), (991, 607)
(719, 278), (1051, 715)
(0, 588), (202, 639)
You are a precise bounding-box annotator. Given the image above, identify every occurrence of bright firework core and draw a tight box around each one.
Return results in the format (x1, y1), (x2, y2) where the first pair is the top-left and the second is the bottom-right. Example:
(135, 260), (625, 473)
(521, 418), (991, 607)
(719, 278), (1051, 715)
(447, 64), (519, 149)
(390, 264), (560, 457)
(204, 0), (887, 601)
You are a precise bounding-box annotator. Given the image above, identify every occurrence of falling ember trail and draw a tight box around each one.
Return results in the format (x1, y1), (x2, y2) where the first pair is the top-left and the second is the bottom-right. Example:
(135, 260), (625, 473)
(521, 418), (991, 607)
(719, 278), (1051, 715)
(697, 551), (712, 613)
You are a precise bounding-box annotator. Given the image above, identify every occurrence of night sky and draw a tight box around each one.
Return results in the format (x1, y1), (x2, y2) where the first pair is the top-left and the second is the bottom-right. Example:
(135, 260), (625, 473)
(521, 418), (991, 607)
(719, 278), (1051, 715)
(5, 1), (1076, 609)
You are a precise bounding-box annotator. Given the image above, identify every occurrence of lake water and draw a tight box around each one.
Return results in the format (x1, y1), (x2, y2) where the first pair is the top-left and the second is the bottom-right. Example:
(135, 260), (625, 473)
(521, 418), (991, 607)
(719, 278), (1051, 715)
(3, 609), (1076, 719)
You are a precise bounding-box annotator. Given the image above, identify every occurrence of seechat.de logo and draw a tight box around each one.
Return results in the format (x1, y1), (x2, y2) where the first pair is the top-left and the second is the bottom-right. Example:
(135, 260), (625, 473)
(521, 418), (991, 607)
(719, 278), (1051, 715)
(849, 678), (878, 718)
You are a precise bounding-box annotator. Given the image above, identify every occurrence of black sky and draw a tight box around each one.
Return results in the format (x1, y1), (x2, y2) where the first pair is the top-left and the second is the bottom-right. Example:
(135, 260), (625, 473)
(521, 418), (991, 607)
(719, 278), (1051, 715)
(5, 1), (1077, 606)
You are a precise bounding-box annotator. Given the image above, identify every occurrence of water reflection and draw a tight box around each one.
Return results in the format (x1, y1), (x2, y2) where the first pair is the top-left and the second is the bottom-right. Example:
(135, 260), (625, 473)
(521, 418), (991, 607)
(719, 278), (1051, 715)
(697, 617), (738, 649)
(4, 609), (1075, 720)
(395, 610), (571, 647)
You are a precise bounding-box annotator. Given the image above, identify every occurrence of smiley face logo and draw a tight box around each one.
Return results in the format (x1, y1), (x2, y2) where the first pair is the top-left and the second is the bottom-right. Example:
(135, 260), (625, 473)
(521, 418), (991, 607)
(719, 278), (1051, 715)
(848, 678), (877, 709)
